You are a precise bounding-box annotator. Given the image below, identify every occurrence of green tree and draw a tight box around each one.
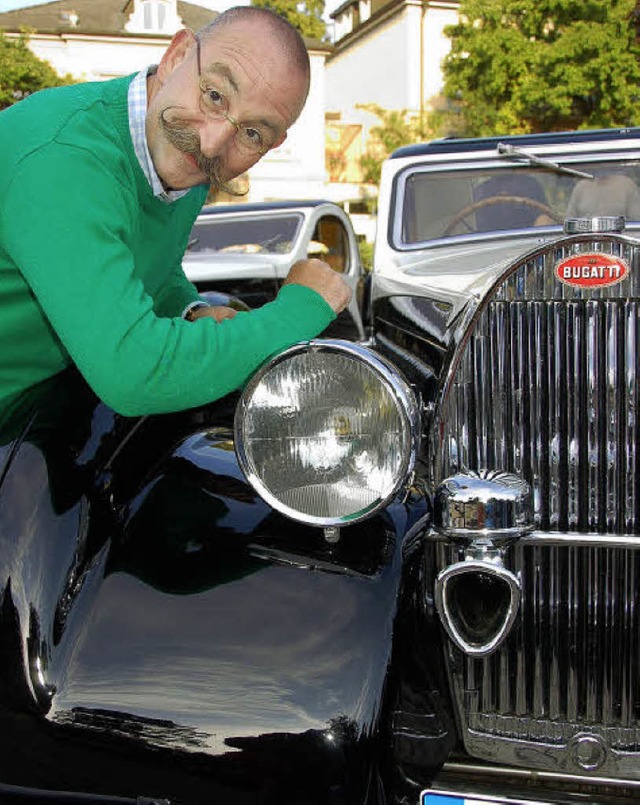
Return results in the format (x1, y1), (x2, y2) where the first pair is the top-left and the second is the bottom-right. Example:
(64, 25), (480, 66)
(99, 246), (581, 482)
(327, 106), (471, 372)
(442, 0), (640, 136)
(0, 30), (74, 110)
(251, 0), (326, 39)
(358, 104), (434, 185)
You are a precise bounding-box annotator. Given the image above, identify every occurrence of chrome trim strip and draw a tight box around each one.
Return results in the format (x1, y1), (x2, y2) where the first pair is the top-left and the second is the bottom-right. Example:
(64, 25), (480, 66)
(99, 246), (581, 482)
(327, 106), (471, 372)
(519, 532), (640, 548)
(438, 759), (640, 790)
(431, 531), (640, 547)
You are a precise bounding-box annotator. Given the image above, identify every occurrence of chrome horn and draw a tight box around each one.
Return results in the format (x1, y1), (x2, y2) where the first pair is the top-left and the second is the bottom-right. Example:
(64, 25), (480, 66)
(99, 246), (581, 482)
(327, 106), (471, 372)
(433, 470), (534, 656)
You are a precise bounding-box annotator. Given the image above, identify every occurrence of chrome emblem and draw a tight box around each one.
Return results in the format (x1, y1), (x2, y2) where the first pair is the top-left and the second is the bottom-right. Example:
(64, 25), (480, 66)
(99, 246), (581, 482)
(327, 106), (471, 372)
(568, 733), (607, 772)
(555, 252), (629, 288)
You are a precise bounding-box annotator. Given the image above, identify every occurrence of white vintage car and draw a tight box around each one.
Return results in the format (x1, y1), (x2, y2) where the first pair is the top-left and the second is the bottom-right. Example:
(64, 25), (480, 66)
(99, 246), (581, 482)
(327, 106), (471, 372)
(182, 199), (367, 341)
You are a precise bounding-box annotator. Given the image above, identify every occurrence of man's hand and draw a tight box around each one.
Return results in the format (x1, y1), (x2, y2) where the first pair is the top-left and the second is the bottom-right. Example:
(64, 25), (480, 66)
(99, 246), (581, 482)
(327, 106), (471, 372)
(189, 305), (238, 322)
(283, 259), (351, 314)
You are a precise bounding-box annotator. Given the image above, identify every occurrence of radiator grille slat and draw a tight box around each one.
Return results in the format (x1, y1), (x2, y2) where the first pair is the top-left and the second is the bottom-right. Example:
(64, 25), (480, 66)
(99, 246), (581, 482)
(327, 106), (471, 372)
(624, 302), (639, 531)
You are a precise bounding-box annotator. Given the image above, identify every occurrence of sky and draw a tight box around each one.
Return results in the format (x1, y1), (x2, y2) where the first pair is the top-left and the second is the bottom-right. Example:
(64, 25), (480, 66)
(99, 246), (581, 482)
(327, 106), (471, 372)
(0, 0), (60, 10)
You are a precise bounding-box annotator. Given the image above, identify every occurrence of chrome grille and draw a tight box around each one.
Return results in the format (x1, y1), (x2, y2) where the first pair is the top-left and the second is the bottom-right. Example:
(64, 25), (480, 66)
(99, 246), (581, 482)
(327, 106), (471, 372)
(434, 235), (640, 776)
(436, 539), (640, 774)
(436, 238), (640, 534)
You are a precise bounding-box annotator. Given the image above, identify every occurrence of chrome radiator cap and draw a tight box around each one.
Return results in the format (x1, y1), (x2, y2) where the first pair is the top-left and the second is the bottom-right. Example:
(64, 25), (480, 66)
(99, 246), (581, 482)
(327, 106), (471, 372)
(433, 469), (534, 544)
(564, 216), (626, 233)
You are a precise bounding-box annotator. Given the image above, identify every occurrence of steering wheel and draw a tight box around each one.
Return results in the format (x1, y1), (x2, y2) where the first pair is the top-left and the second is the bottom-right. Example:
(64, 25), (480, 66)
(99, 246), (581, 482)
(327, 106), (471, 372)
(442, 195), (561, 236)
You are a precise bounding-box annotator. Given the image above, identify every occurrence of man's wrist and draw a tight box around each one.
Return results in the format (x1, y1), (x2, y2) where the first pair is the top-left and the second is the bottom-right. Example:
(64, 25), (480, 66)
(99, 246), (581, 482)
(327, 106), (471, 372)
(182, 300), (211, 321)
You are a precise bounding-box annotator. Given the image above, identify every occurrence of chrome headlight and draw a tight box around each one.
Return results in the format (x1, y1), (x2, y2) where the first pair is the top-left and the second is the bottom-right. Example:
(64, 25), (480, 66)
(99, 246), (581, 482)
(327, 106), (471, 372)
(234, 340), (419, 526)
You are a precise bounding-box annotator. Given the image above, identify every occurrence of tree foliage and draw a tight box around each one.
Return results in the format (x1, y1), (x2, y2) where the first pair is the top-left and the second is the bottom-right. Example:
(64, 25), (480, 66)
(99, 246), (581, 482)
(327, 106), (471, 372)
(0, 30), (74, 110)
(442, 0), (640, 136)
(358, 104), (434, 185)
(251, 0), (326, 40)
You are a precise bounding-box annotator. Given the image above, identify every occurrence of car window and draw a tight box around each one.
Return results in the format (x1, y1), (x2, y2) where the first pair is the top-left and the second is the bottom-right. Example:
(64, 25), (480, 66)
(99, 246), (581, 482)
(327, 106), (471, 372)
(187, 214), (302, 255)
(397, 159), (640, 247)
(309, 215), (350, 273)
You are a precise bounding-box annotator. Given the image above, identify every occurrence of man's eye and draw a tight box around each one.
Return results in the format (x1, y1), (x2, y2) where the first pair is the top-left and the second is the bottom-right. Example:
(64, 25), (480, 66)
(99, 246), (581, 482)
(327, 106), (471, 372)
(244, 127), (264, 145)
(204, 88), (225, 108)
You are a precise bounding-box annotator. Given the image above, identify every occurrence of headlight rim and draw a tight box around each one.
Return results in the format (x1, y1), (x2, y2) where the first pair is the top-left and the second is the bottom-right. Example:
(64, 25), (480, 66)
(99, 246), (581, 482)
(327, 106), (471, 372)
(234, 338), (420, 527)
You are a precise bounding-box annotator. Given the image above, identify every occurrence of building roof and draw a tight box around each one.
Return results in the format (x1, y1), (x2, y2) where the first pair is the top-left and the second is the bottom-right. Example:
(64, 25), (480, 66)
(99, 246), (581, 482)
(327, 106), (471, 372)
(0, 0), (332, 51)
(0, 0), (215, 38)
(329, 0), (356, 20)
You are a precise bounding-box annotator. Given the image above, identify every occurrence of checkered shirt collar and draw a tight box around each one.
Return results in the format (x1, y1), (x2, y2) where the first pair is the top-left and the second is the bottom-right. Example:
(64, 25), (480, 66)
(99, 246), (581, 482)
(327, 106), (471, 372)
(128, 67), (191, 204)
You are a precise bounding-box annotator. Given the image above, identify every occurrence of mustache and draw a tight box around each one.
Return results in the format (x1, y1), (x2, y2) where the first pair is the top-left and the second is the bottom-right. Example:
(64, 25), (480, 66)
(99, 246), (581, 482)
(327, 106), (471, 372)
(159, 108), (246, 196)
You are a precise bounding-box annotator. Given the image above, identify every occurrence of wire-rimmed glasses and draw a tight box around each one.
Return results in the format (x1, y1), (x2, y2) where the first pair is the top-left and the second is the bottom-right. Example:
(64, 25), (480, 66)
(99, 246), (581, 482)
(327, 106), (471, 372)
(195, 38), (274, 155)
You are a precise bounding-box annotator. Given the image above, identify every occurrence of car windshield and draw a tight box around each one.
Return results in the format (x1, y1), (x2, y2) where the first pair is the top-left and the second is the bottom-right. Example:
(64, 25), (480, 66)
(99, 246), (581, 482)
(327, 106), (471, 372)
(187, 214), (302, 255)
(397, 158), (640, 247)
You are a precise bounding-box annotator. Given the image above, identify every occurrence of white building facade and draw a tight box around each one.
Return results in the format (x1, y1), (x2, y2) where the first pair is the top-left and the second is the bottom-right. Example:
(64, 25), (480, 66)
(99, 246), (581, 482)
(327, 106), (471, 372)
(0, 0), (460, 213)
(0, 0), (331, 203)
(324, 0), (459, 213)
(327, 0), (458, 117)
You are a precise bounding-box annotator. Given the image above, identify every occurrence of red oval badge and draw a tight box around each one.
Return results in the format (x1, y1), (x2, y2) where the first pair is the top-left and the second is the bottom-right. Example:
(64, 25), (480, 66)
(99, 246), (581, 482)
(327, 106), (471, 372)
(555, 253), (629, 288)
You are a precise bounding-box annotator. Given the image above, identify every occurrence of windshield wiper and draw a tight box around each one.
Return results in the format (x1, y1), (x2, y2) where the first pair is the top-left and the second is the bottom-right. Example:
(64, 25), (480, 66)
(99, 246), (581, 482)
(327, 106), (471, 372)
(497, 142), (594, 180)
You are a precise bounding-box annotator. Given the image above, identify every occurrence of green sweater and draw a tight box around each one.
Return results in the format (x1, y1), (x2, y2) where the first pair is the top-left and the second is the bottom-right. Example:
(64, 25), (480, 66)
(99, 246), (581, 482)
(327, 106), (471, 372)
(0, 75), (334, 416)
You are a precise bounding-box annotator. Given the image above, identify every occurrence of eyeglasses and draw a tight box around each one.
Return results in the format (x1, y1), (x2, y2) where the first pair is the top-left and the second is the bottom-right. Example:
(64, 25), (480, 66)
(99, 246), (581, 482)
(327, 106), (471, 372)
(195, 38), (274, 156)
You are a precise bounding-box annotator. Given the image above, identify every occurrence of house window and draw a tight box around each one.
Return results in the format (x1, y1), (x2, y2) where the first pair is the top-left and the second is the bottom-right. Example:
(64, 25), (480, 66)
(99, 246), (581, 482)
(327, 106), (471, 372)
(59, 10), (79, 27)
(143, 0), (169, 32)
(125, 0), (184, 38)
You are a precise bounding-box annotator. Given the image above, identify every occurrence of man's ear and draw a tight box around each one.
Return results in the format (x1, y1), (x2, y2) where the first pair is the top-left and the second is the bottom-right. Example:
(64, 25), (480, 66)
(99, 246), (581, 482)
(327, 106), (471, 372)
(155, 28), (196, 84)
(270, 131), (287, 151)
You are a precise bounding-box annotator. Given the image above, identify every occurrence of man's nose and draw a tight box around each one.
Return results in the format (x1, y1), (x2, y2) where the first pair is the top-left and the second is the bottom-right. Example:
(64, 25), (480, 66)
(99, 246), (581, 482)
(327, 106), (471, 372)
(198, 117), (237, 158)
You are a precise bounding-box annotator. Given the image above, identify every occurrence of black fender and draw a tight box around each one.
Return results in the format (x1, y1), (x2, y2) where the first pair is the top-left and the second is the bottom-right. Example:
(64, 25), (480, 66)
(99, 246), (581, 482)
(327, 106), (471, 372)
(0, 369), (453, 804)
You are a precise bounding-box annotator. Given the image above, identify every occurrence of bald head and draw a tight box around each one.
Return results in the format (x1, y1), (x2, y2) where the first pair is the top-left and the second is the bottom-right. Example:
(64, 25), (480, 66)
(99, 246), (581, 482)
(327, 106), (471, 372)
(196, 7), (311, 110)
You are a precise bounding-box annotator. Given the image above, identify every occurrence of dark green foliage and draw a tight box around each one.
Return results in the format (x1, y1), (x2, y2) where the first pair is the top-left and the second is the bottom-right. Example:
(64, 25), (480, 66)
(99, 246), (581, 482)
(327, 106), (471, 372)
(358, 104), (433, 184)
(442, 0), (640, 135)
(0, 30), (74, 110)
(251, 0), (326, 39)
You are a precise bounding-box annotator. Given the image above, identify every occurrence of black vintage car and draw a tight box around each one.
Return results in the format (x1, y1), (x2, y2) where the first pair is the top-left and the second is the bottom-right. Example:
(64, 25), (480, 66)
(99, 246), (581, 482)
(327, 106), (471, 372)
(2, 127), (640, 805)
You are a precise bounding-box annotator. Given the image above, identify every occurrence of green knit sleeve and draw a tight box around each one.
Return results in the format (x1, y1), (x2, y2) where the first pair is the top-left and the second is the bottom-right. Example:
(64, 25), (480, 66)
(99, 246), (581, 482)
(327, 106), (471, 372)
(152, 261), (200, 319)
(3, 144), (336, 415)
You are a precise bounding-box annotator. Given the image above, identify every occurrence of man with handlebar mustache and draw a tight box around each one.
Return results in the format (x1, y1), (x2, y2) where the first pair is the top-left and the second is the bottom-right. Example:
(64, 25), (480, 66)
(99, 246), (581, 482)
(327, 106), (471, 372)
(0, 6), (351, 417)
